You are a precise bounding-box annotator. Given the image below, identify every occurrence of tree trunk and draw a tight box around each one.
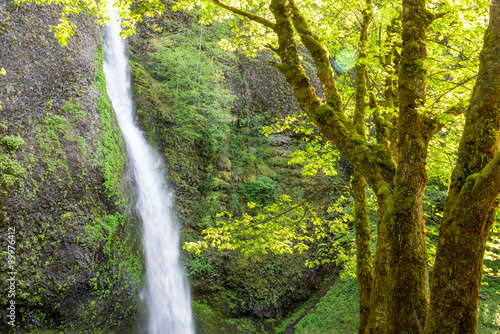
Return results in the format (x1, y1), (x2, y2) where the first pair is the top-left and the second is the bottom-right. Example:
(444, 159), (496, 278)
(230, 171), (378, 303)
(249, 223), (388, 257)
(386, 0), (433, 332)
(352, 6), (374, 328)
(365, 193), (391, 333)
(352, 172), (373, 334)
(388, 143), (430, 333)
(425, 1), (500, 331)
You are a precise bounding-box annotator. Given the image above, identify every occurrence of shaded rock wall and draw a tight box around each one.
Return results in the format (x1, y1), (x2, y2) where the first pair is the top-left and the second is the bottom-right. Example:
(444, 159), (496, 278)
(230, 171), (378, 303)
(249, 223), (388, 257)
(0, 1), (144, 332)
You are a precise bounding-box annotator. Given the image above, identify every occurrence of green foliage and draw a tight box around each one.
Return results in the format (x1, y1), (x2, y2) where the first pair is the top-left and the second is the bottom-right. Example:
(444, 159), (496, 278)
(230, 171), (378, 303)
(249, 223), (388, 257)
(263, 112), (340, 176)
(477, 219), (500, 333)
(0, 135), (26, 190)
(61, 99), (86, 120)
(186, 253), (215, 277)
(14, 0), (165, 45)
(149, 26), (233, 161)
(185, 190), (353, 271)
(1, 135), (26, 151)
(191, 300), (235, 334)
(34, 113), (74, 185)
(424, 178), (448, 268)
(240, 176), (278, 206)
(86, 212), (123, 244)
(94, 43), (127, 203)
(294, 275), (359, 334)
(479, 268), (500, 332)
(427, 119), (465, 185)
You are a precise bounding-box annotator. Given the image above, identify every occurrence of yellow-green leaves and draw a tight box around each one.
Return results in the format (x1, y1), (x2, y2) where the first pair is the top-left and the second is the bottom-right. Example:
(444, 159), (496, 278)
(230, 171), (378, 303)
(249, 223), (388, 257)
(49, 16), (75, 46)
(263, 112), (340, 176)
(14, 0), (165, 45)
(184, 191), (355, 270)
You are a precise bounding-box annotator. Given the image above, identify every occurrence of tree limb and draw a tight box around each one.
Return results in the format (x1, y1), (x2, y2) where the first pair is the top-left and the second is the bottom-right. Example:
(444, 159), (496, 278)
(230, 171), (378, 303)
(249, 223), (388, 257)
(267, 0), (395, 191)
(212, 0), (276, 30)
(287, 0), (341, 109)
(256, 185), (353, 226)
(427, 104), (466, 136)
(471, 151), (500, 214)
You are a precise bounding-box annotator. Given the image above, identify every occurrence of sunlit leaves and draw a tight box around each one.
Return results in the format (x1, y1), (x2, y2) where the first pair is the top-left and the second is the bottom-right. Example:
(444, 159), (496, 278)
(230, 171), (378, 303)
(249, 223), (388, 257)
(263, 112), (340, 176)
(425, 0), (488, 120)
(14, 0), (165, 45)
(49, 16), (75, 46)
(174, 0), (275, 56)
(427, 115), (465, 184)
(184, 192), (355, 269)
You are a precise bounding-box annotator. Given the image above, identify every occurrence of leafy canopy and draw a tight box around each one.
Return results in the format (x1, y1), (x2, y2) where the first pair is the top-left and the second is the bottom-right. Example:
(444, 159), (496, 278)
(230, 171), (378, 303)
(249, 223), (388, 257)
(176, 0), (491, 271)
(14, 0), (165, 45)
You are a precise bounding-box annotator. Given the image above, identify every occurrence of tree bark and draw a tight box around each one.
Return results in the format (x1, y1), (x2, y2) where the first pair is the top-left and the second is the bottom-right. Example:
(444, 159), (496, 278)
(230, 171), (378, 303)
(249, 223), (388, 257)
(205, 1), (498, 332)
(352, 172), (373, 334)
(386, 0), (436, 332)
(352, 5), (374, 331)
(267, 0), (396, 191)
(267, 1), (395, 331)
(425, 0), (500, 332)
(365, 193), (391, 333)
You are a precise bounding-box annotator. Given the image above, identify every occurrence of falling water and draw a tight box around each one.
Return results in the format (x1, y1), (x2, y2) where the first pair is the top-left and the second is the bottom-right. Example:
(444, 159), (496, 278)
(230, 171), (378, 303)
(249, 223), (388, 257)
(102, 6), (195, 334)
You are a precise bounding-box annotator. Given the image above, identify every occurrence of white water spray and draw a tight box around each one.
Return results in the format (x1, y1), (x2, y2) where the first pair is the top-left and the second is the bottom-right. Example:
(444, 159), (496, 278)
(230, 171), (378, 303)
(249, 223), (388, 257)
(102, 6), (195, 334)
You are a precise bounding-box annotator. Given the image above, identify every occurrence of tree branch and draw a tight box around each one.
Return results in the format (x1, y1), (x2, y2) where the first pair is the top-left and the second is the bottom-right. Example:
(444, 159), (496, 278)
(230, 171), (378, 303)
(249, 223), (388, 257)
(427, 10), (449, 24)
(256, 185), (353, 226)
(286, 0), (341, 109)
(471, 151), (500, 214)
(212, 0), (276, 30)
(264, 0), (397, 192)
(427, 73), (478, 112)
(427, 104), (466, 136)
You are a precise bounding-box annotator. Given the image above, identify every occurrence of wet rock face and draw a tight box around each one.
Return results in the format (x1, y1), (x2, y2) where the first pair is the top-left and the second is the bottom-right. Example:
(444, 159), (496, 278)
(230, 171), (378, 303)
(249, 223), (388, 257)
(0, 1), (143, 332)
(224, 46), (324, 127)
(224, 54), (302, 124)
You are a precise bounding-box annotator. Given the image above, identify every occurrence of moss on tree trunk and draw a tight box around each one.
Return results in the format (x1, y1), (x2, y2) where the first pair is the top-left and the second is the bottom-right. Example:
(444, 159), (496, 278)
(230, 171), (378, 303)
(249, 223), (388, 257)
(425, 1), (500, 331)
(352, 5), (374, 329)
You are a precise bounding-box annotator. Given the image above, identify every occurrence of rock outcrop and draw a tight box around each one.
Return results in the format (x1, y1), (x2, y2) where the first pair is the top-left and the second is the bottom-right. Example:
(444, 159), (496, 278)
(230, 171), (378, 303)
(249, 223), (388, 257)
(0, 1), (144, 332)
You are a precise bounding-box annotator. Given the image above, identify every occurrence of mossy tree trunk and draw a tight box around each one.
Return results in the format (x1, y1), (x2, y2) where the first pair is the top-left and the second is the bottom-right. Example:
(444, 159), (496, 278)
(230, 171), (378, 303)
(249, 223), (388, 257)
(352, 3), (374, 332)
(425, 1), (500, 332)
(386, 0), (435, 332)
(364, 194), (392, 333)
(352, 172), (373, 334)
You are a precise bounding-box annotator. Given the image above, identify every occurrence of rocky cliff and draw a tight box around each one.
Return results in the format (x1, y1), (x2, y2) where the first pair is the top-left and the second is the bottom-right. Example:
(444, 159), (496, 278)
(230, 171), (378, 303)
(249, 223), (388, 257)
(0, 1), (144, 332)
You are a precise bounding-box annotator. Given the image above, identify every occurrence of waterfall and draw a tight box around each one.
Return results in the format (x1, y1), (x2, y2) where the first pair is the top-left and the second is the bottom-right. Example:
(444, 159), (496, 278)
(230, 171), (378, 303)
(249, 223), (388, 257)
(102, 6), (195, 334)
